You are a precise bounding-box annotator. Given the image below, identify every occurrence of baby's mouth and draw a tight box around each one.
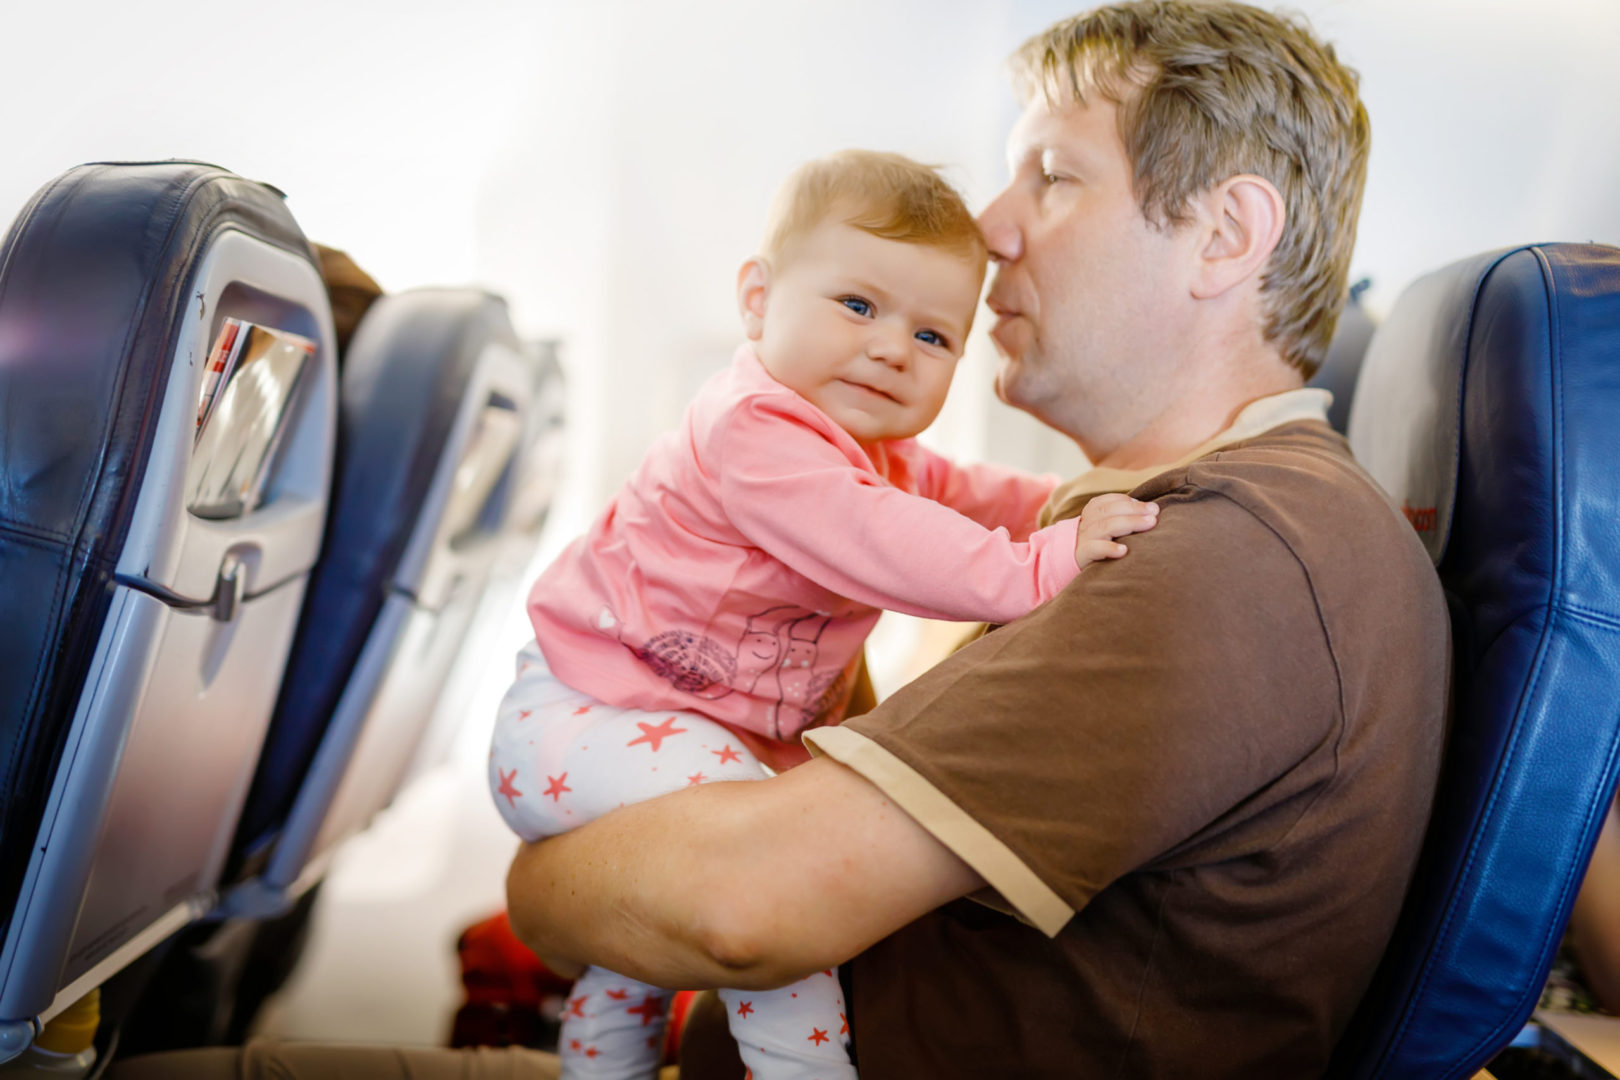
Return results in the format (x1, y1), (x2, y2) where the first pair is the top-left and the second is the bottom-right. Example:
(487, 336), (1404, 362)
(838, 378), (900, 404)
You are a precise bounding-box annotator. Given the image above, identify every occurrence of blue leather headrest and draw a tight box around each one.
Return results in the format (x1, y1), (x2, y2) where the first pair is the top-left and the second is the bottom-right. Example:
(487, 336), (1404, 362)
(1329, 243), (1620, 1079)
(0, 162), (312, 939)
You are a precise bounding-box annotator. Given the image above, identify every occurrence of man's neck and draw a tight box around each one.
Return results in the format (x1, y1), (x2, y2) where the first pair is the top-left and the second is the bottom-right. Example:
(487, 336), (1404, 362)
(1090, 362), (1305, 471)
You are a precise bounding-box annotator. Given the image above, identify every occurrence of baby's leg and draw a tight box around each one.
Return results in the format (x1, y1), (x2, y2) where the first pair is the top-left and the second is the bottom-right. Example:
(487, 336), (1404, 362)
(719, 974), (856, 1080)
(557, 967), (672, 1080)
(489, 641), (770, 836)
(489, 642), (775, 1079)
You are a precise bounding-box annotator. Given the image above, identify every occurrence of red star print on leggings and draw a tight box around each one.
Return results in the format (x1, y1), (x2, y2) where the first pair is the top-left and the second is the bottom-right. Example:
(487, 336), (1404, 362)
(627, 994), (664, 1026)
(496, 768), (522, 807)
(627, 716), (687, 751)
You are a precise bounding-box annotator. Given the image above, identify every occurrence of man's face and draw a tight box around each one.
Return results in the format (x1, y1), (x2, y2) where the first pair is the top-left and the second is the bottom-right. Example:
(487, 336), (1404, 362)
(979, 93), (1195, 457)
(751, 221), (982, 446)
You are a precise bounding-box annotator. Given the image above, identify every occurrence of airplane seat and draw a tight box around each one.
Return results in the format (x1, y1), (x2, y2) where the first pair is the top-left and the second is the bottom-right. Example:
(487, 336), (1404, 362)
(224, 287), (539, 917)
(0, 161), (337, 1061)
(1325, 242), (1620, 1079)
(113, 288), (557, 1058)
(1309, 278), (1376, 435)
(404, 337), (566, 786)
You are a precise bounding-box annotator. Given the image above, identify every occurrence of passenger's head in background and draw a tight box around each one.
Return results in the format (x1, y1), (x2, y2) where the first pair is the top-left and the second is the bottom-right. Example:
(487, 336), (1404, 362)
(738, 150), (988, 447)
(981, 0), (1369, 464)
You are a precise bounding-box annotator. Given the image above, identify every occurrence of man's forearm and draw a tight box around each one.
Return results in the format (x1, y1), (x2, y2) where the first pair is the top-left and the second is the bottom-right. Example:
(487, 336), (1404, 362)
(506, 779), (775, 989)
(505, 756), (982, 990)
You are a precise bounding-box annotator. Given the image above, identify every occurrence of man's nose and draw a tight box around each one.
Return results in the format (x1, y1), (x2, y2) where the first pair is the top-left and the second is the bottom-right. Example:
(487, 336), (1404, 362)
(978, 188), (1023, 263)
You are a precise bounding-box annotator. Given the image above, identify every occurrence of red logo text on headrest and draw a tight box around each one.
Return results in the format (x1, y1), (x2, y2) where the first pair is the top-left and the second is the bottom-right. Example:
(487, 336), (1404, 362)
(1402, 502), (1438, 533)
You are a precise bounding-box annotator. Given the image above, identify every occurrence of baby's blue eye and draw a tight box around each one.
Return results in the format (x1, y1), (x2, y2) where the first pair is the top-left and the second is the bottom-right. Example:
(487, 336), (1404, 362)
(915, 329), (946, 348)
(840, 297), (872, 317)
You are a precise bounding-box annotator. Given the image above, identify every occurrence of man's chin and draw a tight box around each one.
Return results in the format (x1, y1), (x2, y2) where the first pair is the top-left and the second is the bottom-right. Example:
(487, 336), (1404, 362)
(993, 357), (1024, 408)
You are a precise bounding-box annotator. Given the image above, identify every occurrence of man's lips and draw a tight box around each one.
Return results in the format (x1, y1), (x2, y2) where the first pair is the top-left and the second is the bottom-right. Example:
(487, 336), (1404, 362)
(989, 310), (1028, 344)
(987, 294), (1026, 320)
(985, 281), (1027, 318)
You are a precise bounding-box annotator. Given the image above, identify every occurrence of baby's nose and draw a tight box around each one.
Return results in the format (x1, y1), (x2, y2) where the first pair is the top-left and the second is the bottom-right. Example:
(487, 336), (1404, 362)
(867, 326), (910, 367)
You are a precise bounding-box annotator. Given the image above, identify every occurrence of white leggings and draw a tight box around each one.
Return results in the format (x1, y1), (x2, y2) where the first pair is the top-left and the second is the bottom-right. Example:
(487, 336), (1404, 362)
(489, 641), (855, 1080)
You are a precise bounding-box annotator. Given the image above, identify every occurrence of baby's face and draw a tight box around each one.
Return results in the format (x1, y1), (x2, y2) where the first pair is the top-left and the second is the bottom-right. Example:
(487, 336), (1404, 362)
(750, 221), (982, 445)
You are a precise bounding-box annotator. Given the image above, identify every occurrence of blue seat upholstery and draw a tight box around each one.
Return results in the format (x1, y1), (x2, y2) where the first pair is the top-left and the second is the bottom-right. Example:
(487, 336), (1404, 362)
(227, 288), (537, 911)
(0, 162), (336, 1056)
(1327, 243), (1620, 1079)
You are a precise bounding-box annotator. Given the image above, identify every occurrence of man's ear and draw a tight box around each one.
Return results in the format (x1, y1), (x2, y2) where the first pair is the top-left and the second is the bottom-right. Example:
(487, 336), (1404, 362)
(736, 257), (771, 340)
(1188, 175), (1285, 301)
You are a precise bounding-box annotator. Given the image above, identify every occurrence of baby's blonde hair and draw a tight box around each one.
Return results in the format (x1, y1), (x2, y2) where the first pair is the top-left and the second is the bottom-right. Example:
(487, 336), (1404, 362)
(761, 150), (987, 269)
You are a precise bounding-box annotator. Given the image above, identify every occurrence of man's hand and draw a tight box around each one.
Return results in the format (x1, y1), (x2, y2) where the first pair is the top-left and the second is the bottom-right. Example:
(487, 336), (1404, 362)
(1075, 492), (1159, 565)
(505, 755), (983, 991)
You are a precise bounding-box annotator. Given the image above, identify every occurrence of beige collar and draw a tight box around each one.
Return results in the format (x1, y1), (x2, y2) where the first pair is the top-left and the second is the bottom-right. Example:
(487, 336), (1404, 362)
(1038, 388), (1332, 527)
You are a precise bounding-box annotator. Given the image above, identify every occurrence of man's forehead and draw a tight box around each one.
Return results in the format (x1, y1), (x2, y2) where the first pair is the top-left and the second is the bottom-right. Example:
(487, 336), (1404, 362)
(1004, 95), (1118, 168)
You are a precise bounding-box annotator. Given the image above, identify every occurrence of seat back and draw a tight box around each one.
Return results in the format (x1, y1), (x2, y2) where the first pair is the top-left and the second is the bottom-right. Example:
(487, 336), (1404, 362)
(405, 338), (567, 783)
(0, 162), (336, 1052)
(1327, 243), (1620, 1079)
(226, 288), (535, 914)
(1309, 280), (1376, 435)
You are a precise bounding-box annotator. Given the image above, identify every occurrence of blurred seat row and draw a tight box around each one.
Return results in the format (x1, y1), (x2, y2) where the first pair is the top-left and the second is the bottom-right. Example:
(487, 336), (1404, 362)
(0, 161), (563, 1065)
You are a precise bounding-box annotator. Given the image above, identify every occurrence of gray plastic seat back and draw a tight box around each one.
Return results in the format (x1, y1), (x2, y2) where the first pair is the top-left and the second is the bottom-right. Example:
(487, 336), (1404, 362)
(0, 162), (335, 1055)
(227, 289), (536, 914)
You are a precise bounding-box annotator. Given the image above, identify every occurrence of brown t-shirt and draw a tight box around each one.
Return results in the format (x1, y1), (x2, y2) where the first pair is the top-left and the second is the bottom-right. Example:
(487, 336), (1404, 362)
(806, 421), (1449, 1078)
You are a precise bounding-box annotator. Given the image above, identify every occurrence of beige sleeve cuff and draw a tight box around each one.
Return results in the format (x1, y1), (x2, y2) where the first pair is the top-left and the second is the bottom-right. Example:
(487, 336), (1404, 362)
(803, 725), (1074, 937)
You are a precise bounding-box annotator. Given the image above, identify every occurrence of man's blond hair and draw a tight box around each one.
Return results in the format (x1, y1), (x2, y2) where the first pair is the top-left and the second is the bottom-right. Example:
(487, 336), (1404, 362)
(1011, 1), (1369, 376)
(762, 150), (987, 269)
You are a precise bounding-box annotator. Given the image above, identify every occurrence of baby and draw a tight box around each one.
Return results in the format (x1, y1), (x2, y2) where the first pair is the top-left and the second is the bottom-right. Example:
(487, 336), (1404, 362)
(490, 150), (1157, 1080)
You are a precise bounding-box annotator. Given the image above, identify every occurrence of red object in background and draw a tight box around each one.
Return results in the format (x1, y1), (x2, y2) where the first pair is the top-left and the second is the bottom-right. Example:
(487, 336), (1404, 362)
(450, 910), (574, 1049)
(666, 989), (699, 1063)
(450, 909), (701, 1063)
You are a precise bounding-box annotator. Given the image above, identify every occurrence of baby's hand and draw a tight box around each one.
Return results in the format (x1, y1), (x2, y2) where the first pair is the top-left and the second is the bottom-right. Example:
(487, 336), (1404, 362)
(1075, 492), (1160, 565)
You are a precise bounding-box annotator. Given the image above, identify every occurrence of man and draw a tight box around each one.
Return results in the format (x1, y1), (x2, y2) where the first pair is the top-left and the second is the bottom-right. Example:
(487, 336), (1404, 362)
(113, 2), (1447, 1077)
(503, 3), (1446, 1076)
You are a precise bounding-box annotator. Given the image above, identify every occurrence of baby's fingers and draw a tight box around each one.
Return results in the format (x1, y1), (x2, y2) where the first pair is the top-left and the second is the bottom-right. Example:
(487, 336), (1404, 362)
(1084, 494), (1159, 522)
(1073, 498), (1159, 566)
(1078, 537), (1133, 562)
(1094, 509), (1160, 539)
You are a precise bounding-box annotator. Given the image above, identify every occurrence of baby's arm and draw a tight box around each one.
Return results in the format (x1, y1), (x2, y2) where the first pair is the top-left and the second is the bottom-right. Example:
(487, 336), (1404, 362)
(909, 448), (1060, 542)
(907, 442), (1159, 565)
(717, 408), (1157, 624)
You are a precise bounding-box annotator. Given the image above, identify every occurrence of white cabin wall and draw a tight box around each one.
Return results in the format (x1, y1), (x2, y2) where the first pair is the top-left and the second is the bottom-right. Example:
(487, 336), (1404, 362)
(472, 0), (1620, 499)
(2, 1), (1615, 496)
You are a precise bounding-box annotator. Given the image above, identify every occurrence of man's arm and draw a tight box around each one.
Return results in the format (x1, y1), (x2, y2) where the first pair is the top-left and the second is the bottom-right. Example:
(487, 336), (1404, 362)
(505, 755), (983, 991)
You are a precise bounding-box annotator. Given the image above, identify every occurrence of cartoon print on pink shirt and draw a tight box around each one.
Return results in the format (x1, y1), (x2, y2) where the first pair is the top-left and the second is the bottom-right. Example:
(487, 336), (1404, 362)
(766, 612), (831, 738)
(634, 629), (737, 693)
(602, 599), (846, 733)
(717, 605), (808, 697)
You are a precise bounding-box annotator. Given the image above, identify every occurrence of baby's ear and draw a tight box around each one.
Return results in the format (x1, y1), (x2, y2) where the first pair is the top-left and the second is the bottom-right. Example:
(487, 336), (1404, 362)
(736, 257), (770, 340)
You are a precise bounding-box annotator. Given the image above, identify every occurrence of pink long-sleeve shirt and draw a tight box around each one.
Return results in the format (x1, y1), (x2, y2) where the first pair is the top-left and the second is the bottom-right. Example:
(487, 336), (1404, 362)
(528, 345), (1082, 767)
